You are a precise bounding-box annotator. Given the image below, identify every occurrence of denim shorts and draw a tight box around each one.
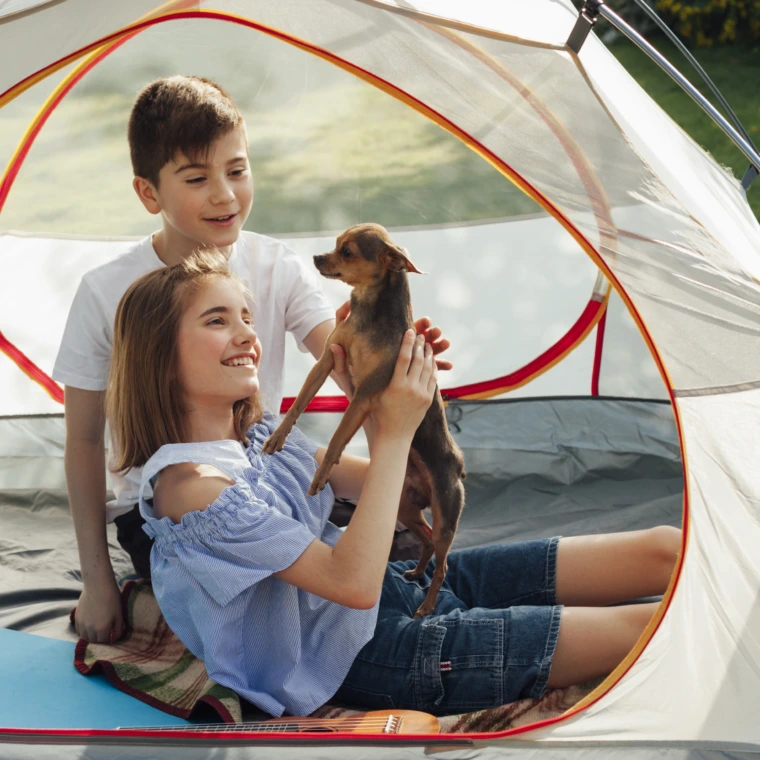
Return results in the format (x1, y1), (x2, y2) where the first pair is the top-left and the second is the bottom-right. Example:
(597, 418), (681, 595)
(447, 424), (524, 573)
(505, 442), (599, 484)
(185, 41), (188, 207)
(334, 537), (562, 716)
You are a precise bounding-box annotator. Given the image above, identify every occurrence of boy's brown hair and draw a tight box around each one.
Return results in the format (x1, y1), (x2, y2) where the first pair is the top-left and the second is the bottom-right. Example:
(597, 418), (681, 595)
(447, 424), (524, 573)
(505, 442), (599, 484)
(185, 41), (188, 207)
(128, 75), (245, 187)
(107, 250), (262, 472)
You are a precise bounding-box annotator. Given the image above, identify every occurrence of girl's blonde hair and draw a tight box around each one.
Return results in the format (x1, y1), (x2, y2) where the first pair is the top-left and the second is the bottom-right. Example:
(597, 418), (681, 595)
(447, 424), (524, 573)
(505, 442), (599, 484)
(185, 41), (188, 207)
(106, 249), (262, 472)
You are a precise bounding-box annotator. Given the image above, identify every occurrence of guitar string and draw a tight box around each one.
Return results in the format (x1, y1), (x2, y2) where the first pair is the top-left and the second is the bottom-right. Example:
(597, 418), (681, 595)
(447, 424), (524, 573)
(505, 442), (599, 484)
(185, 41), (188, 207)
(121, 717), (403, 732)
(131, 719), (394, 730)
(121, 724), (394, 732)
(126, 718), (397, 728)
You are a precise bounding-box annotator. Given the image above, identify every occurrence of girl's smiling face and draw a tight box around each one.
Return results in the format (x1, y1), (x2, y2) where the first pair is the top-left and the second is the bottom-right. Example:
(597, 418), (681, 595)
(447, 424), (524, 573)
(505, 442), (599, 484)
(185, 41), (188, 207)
(177, 276), (262, 411)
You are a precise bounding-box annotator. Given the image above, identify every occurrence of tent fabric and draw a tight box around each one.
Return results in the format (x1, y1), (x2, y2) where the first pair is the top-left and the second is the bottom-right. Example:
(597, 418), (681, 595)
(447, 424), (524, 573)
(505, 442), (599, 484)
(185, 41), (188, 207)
(0, 398), (682, 639)
(0, 0), (574, 97)
(4, 2), (760, 391)
(534, 388), (760, 744)
(0, 219), (619, 417)
(0, 398), (686, 744)
(1, 0), (760, 749)
(2, 742), (758, 760)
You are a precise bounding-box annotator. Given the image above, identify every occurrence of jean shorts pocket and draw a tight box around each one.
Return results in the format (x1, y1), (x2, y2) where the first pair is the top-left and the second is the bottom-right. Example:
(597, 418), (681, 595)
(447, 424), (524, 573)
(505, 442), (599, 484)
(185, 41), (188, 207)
(333, 683), (396, 710)
(415, 622), (447, 709)
(421, 616), (505, 712)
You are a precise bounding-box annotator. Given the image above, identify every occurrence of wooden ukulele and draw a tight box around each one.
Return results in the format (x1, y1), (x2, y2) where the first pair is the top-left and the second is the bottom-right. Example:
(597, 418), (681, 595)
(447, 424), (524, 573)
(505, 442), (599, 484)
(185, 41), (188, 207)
(120, 709), (440, 735)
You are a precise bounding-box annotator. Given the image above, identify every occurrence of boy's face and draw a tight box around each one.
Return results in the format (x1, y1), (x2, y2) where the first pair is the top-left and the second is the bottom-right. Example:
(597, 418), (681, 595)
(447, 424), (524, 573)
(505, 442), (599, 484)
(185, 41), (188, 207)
(144, 127), (253, 254)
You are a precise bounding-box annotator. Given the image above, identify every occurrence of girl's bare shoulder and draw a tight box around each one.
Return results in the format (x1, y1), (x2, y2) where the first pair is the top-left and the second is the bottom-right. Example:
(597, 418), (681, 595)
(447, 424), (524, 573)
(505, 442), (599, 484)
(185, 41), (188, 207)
(153, 462), (235, 523)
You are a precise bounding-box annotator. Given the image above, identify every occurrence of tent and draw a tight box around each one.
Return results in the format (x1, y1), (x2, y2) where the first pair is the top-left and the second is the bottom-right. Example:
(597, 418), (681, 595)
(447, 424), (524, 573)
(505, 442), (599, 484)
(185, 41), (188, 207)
(1, 0), (759, 756)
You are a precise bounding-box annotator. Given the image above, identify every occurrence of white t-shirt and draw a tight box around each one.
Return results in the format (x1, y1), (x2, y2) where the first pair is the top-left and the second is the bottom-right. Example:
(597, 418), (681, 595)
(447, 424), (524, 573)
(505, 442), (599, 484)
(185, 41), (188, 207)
(52, 231), (334, 517)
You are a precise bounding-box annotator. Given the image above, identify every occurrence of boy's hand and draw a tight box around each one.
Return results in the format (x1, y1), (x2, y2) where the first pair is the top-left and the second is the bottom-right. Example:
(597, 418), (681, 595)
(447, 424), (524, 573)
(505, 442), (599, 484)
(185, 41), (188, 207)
(75, 579), (125, 644)
(413, 316), (452, 371)
(374, 330), (437, 439)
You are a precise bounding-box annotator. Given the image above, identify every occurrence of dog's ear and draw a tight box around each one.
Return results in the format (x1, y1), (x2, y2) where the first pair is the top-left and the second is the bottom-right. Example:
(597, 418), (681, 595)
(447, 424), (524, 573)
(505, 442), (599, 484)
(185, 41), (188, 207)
(381, 244), (426, 275)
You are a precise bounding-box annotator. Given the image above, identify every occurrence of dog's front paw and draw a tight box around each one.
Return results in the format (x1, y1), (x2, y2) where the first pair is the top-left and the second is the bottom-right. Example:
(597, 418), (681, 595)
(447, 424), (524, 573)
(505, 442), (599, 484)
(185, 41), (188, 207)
(262, 426), (291, 455)
(306, 475), (327, 497)
(307, 464), (332, 496)
(413, 599), (436, 619)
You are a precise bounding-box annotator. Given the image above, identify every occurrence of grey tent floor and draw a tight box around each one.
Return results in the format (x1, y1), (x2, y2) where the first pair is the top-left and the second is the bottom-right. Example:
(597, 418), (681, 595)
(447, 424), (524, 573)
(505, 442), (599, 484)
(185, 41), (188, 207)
(0, 397), (683, 641)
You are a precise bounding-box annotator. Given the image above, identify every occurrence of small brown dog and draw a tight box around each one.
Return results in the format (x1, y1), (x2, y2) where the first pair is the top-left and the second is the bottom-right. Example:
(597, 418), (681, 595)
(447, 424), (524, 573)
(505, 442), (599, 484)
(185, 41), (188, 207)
(262, 223), (466, 618)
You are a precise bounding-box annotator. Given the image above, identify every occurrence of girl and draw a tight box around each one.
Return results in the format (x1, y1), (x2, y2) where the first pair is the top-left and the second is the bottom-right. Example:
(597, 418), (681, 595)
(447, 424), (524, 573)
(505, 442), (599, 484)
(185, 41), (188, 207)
(107, 250), (680, 718)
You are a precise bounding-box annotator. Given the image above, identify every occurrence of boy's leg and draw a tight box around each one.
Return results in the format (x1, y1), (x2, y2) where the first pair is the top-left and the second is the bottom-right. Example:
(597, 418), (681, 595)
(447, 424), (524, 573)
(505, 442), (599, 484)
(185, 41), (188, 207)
(555, 526), (681, 606)
(113, 505), (153, 580)
(547, 602), (659, 689)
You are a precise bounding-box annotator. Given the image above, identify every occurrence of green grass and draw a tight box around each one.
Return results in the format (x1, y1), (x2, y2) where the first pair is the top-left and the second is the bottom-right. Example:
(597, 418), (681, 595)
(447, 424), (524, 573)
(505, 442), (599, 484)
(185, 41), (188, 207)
(608, 35), (760, 218)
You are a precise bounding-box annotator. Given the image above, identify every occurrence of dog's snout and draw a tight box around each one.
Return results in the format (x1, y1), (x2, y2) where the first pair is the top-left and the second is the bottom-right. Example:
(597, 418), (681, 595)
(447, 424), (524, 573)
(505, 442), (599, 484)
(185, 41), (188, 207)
(314, 253), (335, 270)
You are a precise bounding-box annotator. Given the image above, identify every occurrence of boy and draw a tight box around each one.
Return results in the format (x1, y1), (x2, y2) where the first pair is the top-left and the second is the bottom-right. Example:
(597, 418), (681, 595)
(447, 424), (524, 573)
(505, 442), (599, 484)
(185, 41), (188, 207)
(54, 76), (448, 645)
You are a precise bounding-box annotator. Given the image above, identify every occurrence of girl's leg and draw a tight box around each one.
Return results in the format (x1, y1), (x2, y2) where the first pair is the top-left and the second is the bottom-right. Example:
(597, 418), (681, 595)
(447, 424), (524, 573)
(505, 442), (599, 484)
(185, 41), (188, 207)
(555, 526), (681, 606)
(546, 528), (680, 690)
(547, 602), (659, 689)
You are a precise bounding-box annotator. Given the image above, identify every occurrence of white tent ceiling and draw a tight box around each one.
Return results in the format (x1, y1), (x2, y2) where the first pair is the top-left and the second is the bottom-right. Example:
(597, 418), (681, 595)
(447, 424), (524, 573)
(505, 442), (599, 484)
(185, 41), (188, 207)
(2, 0), (760, 747)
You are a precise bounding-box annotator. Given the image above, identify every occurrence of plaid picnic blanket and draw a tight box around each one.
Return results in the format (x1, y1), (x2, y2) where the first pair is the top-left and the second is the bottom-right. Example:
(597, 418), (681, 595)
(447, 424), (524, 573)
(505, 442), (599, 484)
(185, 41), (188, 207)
(73, 580), (242, 723)
(74, 580), (599, 731)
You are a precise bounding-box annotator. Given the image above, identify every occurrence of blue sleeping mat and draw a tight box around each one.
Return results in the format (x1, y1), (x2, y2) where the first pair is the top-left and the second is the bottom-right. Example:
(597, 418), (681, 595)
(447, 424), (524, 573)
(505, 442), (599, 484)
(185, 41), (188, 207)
(0, 628), (188, 729)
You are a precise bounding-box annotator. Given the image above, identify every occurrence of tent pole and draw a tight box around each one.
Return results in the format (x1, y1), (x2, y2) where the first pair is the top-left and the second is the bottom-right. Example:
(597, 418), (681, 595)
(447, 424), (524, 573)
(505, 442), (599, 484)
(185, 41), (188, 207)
(597, 4), (760, 178)
(629, 0), (757, 150)
(628, 0), (759, 191)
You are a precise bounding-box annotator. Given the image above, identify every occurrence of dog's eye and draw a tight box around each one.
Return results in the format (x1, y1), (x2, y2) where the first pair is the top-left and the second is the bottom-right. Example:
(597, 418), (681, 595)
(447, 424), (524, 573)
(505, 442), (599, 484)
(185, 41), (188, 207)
(341, 247), (352, 259)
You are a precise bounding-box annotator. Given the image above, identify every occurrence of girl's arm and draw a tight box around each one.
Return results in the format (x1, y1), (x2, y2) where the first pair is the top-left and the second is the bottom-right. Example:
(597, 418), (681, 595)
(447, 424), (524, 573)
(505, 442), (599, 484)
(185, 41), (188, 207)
(276, 432), (410, 608)
(275, 330), (435, 608)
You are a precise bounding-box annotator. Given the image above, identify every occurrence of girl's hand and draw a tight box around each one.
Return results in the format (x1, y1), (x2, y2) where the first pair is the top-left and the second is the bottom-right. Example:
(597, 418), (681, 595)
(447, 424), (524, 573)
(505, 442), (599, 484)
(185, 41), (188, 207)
(373, 329), (437, 439)
(330, 302), (354, 400)
(330, 343), (354, 401)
